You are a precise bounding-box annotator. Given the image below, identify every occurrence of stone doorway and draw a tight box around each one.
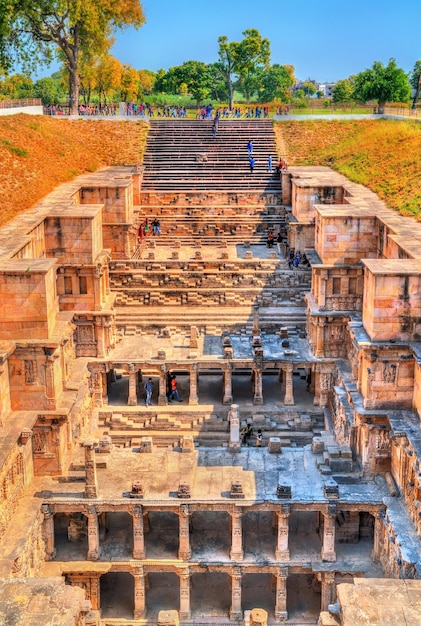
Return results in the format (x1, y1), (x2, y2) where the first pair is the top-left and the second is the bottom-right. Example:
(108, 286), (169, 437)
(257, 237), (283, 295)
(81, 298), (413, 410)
(143, 511), (179, 559)
(241, 573), (275, 614)
(190, 510), (231, 559)
(289, 510), (321, 561)
(286, 573), (320, 623)
(100, 571), (134, 619)
(146, 572), (179, 617)
(198, 369), (224, 404)
(190, 571), (231, 618)
(99, 511), (133, 560)
(243, 511), (276, 559)
(107, 369), (130, 405)
(54, 513), (88, 560)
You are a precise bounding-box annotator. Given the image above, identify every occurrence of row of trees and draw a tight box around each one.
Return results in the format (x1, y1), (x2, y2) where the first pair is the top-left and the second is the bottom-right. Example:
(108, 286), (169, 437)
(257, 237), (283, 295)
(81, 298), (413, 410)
(0, 1), (420, 113)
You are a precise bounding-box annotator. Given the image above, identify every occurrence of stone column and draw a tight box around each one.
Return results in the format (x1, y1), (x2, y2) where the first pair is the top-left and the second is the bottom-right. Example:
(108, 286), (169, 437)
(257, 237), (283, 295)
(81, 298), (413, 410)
(132, 505), (146, 559)
(283, 363), (295, 406)
(101, 372), (108, 402)
(315, 318), (325, 358)
(95, 317), (106, 358)
(188, 364), (199, 405)
(133, 566), (146, 619)
(84, 440), (98, 499)
(128, 364), (137, 406)
(91, 369), (103, 407)
(228, 404), (241, 452)
(321, 508), (336, 562)
(253, 366), (264, 405)
(44, 354), (57, 410)
(230, 566), (242, 620)
(158, 365), (168, 406)
(321, 571), (336, 611)
(319, 270), (328, 309)
(223, 364), (233, 405)
(372, 506), (386, 562)
(87, 506), (99, 560)
(178, 504), (191, 560)
(275, 567), (288, 621)
(179, 568), (191, 620)
(275, 506), (290, 561)
(41, 504), (56, 560)
(230, 509), (244, 561)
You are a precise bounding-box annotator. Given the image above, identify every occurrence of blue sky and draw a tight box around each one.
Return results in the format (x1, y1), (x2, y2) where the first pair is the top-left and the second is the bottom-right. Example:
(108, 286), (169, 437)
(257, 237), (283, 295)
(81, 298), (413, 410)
(108, 0), (420, 82)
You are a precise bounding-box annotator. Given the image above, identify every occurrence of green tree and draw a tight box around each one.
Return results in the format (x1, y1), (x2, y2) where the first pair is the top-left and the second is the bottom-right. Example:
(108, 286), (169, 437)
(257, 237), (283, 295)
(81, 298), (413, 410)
(352, 59), (410, 111)
(410, 60), (421, 109)
(174, 61), (213, 105)
(302, 80), (317, 97)
(235, 29), (270, 103)
(0, 0), (145, 114)
(33, 76), (64, 105)
(0, 72), (33, 99)
(216, 35), (238, 110)
(260, 64), (294, 102)
(332, 79), (354, 104)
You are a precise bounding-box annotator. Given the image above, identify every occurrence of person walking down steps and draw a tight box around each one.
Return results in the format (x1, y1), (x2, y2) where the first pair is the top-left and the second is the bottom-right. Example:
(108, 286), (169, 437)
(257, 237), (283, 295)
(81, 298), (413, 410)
(249, 156), (256, 174)
(144, 377), (154, 406)
(247, 139), (253, 156)
(168, 375), (182, 402)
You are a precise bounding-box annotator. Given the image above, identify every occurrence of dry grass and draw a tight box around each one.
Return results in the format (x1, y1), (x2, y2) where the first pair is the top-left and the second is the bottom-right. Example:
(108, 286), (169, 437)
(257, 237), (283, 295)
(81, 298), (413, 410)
(1, 115), (420, 228)
(0, 115), (148, 227)
(275, 119), (421, 218)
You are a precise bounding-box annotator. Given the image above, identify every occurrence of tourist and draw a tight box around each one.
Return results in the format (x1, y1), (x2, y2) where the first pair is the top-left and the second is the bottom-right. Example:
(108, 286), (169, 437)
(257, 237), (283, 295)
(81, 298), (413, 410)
(249, 156), (256, 174)
(267, 155), (273, 172)
(144, 378), (153, 406)
(276, 231), (283, 254)
(169, 375), (182, 402)
(143, 218), (150, 237)
(267, 231), (275, 248)
(152, 217), (161, 236)
(241, 424), (254, 446)
(247, 140), (253, 156)
(256, 429), (263, 447)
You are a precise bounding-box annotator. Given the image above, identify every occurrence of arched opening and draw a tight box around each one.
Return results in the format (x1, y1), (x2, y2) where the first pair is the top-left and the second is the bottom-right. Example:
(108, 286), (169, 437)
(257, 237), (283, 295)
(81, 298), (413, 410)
(243, 510), (276, 559)
(143, 511), (179, 559)
(289, 510), (321, 560)
(190, 571), (231, 618)
(146, 572), (179, 618)
(287, 573), (321, 622)
(100, 572), (134, 619)
(242, 572), (275, 613)
(190, 510), (231, 559)
(99, 511), (133, 560)
(54, 512), (88, 560)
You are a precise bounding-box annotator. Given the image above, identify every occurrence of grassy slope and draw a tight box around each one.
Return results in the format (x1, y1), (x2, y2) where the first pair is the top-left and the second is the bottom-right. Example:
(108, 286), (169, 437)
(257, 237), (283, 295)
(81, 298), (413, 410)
(275, 119), (421, 218)
(0, 115), (420, 228)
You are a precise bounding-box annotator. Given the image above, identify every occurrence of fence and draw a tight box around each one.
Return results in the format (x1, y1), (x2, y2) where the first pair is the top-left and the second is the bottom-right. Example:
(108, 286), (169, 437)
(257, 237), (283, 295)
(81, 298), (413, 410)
(0, 98), (42, 109)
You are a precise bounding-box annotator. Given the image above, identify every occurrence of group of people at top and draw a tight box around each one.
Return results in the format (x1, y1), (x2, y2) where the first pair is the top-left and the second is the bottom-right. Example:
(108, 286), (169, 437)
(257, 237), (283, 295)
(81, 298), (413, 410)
(137, 217), (161, 241)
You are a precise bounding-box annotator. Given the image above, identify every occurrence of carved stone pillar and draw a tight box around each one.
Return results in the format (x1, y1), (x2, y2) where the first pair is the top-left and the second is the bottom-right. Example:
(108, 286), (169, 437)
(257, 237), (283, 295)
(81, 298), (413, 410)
(95, 317), (106, 358)
(158, 365), (168, 405)
(87, 506), (99, 560)
(321, 571), (336, 611)
(275, 567), (288, 621)
(134, 565), (146, 619)
(230, 509), (244, 561)
(132, 505), (146, 559)
(321, 508), (336, 562)
(372, 506), (386, 562)
(188, 364), (199, 405)
(179, 568), (191, 620)
(84, 440), (98, 499)
(319, 271), (328, 309)
(283, 363), (295, 406)
(230, 566), (242, 620)
(128, 364), (137, 406)
(223, 364), (233, 405)
(253, 366), (264, 405)
(41, 504), (56, 560)
(92, 369), (103, 407)
(178, 504), (191, 560)
(101, 372), (108, 403)
(315, 318), (325, 358)
(275, 506), (290, 560)
(44, 354), (58, 410)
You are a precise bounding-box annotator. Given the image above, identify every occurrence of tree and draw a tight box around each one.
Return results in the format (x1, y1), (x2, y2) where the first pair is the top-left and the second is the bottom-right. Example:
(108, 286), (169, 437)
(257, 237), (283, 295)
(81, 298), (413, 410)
(235, 29), (270, 103)
(0, 72), (33, 99)
(33, 76), (65, 105)
(174, 61), (213, 105)
(138, 69), (156, 96)
(216, 35), (238, 110)
(120, 64), (140, 102)
(260, 64), (294, 103)
(352, 59), (410, 111)
(0, 0), (145, 114)
(302, 80), (317, 97)
(410, 60), (421, 109)
(332, 79), (354, 104)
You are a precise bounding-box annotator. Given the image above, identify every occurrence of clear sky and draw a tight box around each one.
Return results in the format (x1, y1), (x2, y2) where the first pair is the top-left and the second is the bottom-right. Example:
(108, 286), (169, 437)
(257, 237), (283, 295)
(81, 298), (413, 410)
(108, 0), (419, 83)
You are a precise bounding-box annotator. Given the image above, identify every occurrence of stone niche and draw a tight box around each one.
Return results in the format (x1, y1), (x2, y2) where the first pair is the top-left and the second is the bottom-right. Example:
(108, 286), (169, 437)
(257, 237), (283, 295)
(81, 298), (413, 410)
(44, 205), (103, 264)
